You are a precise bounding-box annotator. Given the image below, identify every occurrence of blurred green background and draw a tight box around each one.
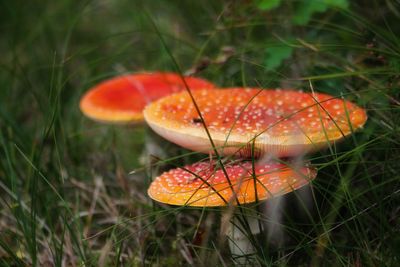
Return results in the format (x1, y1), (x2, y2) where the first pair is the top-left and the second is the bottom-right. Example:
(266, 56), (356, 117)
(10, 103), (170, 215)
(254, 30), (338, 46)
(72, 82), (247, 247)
(1, 0), (399, 266)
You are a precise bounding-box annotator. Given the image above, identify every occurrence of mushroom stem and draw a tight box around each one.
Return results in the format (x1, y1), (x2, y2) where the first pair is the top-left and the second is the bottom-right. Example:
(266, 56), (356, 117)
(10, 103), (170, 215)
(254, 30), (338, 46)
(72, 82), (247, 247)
(227, 208), (263, 265)
(139, 127), (167, 166)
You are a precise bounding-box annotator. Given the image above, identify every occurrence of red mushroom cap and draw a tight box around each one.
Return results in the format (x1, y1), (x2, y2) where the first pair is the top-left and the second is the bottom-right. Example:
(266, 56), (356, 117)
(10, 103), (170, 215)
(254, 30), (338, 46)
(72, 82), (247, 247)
(79, 72), (215, 123)
(144, 88), (367, 157)
(148, 160), (317, 207)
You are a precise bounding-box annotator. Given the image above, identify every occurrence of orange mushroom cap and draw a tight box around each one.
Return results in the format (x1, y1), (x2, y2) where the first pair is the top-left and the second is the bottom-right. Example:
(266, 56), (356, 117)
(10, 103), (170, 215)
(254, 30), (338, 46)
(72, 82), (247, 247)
(144, 88), (367, 157)
(148, 160), (317, 207)
(79, 72), (215, 123)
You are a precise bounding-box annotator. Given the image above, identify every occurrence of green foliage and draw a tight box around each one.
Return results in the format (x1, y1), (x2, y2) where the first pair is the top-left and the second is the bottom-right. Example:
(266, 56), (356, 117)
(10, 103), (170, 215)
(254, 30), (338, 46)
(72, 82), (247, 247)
(293, 0), (349, 25)
(258, 0), (350, 70)
(293, 1), (329, 25)
(264, 43), (294, 70)
(257, 0), (282, 10)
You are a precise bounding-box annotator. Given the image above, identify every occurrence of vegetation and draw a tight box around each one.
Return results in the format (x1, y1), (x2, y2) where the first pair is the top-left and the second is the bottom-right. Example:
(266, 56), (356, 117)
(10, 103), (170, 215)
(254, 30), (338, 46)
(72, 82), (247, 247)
(1, 0), (399, 266)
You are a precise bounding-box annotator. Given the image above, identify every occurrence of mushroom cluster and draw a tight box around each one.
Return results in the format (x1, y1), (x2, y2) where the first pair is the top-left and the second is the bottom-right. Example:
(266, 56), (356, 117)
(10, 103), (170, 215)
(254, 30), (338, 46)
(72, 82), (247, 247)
(143, 88), (367, 264)
(80, 75), (367, 264)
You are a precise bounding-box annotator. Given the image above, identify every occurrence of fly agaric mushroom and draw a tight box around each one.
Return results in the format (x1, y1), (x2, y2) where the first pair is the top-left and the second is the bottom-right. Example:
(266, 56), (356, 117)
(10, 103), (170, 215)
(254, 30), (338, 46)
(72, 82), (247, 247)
(79, 72), (215, 123)
(148, 160), (316, 207)
(143, 88), (367, 157)
(148, 159), (317, 264)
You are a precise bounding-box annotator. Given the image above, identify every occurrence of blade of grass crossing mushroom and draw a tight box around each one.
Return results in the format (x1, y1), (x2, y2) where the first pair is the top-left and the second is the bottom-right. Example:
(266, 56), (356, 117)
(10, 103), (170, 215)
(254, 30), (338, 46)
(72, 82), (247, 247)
(309, 81), (347, 139)
(150, 155), (229, 206)
(144, 89), (366, 159)
(308, 81), (345, 184)
(222, 88), (265, 153)
(225, 159), (266, 257)
(181, 165), (227, 206)
(146, 13), (243, 208)
(267, 93), (342, 156)
(251, 138), (259, 203)
(249, 139), (269, 261)
(341, 92), (357, 136)
(256, 159), (316, 199)
(221, 90), (355, 159)
(250, 139), (267, 261)
(147, 159), (317, 264)
(341, 93), (379, 202)
(301, 90), (348, 265)
(333, 99), (378, 243)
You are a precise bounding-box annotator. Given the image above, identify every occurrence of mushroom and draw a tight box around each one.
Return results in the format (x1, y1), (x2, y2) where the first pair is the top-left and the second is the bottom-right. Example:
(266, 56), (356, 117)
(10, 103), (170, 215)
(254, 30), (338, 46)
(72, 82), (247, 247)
(79, 72), (215, 164)
(79, 72), (215, 124)
(148, 159), (317, 264)
(143, 88), (367, 158)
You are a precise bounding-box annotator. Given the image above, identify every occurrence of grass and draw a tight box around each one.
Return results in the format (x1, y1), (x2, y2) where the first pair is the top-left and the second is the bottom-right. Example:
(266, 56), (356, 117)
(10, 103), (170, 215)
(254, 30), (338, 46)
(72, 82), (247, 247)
(1, 0), (400, 266)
